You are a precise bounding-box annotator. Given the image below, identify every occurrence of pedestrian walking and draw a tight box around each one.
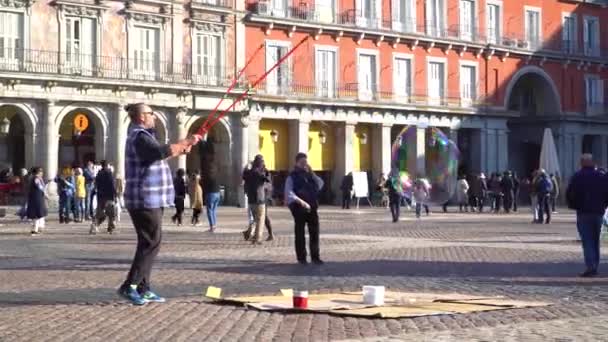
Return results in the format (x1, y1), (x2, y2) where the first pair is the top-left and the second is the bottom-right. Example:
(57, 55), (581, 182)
(18, 168), (32, 221)
(512, 172), (520, 212)
(56, 170), (75, 224)
(501, 171), (515, 213)
(74, 168), (86, 222)
(377, 173), (389, 208)
(385, 168), (402, 222)
(90, 160), (117, 234)
(27, 167), (47, 235)
(83, 160), (96, 220)
(488, 173), (503, 213)
(471, 173), (487, 212)
(115, 176), (124, 222)
(285, 153), (324, 265)
(413, 178), (430, 218)
(172, 169), (186, 226)
(456, 175), (469, 212)
(243, 155), (271, 244)
(536, 171), (552, 224)
(189, 172), (203, 226)
(528, 172), (540, 222)
(118, 102), (200, 306)
(550, 173), (560, 213)
(340, 172), (354, 209)
(200, 138), (221, 232)
(566, 153), (608, 277)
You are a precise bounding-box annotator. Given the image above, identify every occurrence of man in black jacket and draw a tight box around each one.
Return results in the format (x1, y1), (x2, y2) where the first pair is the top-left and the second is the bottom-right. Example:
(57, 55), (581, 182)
(285, 153), (324, 265)
(566, 154), (608, 277)
(90, 160), (116, 234)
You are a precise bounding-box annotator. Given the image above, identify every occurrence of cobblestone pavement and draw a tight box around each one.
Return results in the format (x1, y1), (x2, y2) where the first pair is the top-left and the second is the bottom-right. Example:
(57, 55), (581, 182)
(1, 206), (608, 341)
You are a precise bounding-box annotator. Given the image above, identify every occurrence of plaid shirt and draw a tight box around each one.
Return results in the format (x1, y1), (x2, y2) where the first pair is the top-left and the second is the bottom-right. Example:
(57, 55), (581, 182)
(124, 125), (174, 209)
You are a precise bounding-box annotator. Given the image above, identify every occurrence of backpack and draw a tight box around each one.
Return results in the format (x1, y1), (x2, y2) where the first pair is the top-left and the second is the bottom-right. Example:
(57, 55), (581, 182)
(537, 177), (552, 194)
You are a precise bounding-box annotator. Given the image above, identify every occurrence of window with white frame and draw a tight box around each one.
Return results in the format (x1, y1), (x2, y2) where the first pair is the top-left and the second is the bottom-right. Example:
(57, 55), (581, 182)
(486, 2), (500, 44)
(584, 16), (599, 57)
(0, 11), (24, 64)
(426, 0), (446, 37)
(316, 0), (336, 24)
(562, 13), (576, 54)
(427, 59), (445, 105)
(393, 54), (412, 103)
(193, 33), (222, 85)
(459, 0), (475, 41)
(524, 7), (541, 50)
(459, 63), (477, 107)
(585, 75), (604, 111)
(269, 0), (288, 17)
(64, 16), (97, 75)
(356, 0), (381, 28)
(392, 0), (415, 33)
(357, 51), (378, 101)
(315, 47), (337, 98)
(132, 26), (160, 80)
(265, 42), (291, 95)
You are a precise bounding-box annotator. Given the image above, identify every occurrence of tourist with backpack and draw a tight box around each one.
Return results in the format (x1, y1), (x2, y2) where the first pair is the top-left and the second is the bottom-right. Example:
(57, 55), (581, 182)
(536, 171), (553, 224)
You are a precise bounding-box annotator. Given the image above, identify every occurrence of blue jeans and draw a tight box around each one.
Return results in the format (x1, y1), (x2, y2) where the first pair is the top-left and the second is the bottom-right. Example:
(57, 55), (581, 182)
(85, 184), (94, 219)
(576, 212), (604, 271)
(59, 195), (74, 222)
(206, 192), (220, 227)
(75, 197), (85, 221)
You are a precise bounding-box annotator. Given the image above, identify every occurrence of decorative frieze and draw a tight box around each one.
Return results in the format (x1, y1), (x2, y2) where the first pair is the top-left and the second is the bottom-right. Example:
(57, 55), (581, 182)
(0, 0), (35, 9)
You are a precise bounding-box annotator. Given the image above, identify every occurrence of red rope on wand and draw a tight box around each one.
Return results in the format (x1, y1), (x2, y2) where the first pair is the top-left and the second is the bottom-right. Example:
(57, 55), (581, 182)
(197, 36), (309, 137)
(198, 43), (264, 133)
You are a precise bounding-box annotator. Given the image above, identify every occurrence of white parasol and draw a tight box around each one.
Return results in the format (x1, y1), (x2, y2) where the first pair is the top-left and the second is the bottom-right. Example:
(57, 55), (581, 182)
(539, 128), (561, 176)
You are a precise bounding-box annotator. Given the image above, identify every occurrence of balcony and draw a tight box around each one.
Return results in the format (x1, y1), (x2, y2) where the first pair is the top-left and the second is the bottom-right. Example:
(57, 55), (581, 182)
(0, 48), (240, 89)
(252, 80), (487, 110)
(191, 0), (232, 7)
(189, 0), (233, 14)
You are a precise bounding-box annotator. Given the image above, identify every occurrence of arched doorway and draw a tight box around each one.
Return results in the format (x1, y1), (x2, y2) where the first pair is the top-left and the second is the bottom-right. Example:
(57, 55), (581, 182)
(58, 110), (98, 169)
(0, 105), (35, 172)
(186, 117), (232, 203)
(0, 107), (24, 171)
(506, 67), (561, 179)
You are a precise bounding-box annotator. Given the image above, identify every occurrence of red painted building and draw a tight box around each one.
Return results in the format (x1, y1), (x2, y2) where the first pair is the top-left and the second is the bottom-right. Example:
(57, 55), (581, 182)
(238, 0), (608, 202)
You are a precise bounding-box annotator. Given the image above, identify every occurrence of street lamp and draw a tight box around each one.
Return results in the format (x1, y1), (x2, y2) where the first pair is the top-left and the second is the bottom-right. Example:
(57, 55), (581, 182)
(318, 130), (327, 144)
(0, 117), (10, 135)
(359, 132), (368, 145)
(270, 129), (279, 143)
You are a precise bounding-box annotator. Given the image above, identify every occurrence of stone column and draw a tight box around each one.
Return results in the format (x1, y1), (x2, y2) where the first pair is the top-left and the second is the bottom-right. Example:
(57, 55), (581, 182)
(247, 116), (261, 161)
(113, 104), (128, 178)
(372, 123), (392, 178)
(235, 115), (250, 208)
(170, 107), (188, 172)
(416, 126), (426, 176)
(497, 129), (509, 172)
(333, 122), (355, 204)
(600, 136), (608, 168)
(288, 118), (310, 159)
(42, 100), (59, 205)
(485, 128), (498, 173)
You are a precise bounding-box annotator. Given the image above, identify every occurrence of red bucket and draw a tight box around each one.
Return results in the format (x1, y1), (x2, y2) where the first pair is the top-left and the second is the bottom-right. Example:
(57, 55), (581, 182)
(293, 291), (308, 309)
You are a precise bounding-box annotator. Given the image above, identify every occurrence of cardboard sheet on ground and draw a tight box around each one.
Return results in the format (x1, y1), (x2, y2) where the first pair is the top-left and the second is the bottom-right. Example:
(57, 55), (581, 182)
(208, 290), (550, 319)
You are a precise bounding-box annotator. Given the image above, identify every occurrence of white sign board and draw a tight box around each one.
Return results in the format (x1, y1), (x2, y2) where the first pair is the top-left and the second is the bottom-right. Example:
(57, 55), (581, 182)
(352, 171), (369, 198)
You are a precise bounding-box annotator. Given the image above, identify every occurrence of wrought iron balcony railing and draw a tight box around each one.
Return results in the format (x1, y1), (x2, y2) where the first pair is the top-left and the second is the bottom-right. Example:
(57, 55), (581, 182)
(251, 80), (488, 109)
(251, 2), (608, 59)
(191, 0), (232, 8)
(0, 48), (241, 88)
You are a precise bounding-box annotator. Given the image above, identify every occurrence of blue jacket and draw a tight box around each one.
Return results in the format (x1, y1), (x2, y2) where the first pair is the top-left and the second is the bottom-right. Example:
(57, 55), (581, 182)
(566, 167), (608, 215)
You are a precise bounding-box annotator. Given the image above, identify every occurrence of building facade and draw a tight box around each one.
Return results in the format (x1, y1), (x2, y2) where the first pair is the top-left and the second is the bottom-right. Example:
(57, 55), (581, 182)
(0, 0), (253, 203)
(1, 0), (608, 205)
(240, 0), (608, 203)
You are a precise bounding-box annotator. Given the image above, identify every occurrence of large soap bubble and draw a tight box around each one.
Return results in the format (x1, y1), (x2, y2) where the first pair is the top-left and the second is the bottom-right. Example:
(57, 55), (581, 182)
(391, 125), (460, 206)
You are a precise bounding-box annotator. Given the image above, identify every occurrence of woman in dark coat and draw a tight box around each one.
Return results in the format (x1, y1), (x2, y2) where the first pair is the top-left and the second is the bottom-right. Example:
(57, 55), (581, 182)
(27, 167), (47, 235)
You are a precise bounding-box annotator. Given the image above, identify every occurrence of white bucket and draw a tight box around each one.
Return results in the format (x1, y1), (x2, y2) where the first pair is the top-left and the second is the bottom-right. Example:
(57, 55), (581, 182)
(362, 286), (385, 306)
